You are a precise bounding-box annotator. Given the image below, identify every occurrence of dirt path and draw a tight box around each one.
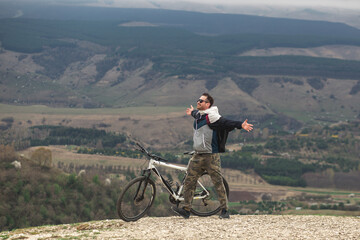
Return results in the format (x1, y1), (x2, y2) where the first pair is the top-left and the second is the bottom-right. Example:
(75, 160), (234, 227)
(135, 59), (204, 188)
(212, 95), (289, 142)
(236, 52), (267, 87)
(2, 215), (360, 240)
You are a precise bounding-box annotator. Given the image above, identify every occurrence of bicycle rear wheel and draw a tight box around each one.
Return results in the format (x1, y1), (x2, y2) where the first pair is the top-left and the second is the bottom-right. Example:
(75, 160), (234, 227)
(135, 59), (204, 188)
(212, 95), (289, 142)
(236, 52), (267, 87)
(117, 176), (156, 222)
(190, 173), (229, 216)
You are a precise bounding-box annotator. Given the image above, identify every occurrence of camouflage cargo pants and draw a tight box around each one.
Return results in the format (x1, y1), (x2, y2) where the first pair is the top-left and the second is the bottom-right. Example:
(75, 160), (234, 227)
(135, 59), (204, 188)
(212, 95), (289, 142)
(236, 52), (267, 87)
(183, 153), (228, 211)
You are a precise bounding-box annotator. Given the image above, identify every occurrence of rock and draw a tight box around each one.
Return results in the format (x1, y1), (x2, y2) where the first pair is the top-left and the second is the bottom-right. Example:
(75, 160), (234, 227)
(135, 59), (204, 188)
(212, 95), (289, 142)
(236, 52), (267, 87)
(11, 160), (21, 169)
(4, 216), (360, 239)
(105, 178), (111, 186)
(78, 169), (86, 177)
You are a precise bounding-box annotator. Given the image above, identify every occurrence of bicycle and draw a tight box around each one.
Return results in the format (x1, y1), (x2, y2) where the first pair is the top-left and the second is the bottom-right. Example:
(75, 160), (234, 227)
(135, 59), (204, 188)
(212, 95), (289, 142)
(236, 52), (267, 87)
(116, 143), (229, 222)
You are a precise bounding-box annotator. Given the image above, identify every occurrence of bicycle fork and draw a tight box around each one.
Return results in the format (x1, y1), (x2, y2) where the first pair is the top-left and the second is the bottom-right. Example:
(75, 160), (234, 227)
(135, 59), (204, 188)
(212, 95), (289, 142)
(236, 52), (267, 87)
(133, 170), (152, 203)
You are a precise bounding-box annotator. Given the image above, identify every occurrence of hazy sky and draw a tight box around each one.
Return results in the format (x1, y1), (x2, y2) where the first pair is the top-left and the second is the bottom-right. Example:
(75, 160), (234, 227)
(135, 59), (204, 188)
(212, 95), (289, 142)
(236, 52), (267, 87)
(4, 0), (360, 10)
(160, 0), (360, 9)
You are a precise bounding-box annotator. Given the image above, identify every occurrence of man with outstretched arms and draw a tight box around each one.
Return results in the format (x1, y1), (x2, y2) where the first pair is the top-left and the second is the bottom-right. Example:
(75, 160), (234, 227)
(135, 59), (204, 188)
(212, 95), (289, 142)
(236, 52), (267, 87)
(172, 93), (253, 219)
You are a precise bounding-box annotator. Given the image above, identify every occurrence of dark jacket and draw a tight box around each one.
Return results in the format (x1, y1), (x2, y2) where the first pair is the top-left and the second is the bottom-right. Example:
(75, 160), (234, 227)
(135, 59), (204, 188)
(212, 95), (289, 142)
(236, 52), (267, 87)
(191, 110), (243, 153)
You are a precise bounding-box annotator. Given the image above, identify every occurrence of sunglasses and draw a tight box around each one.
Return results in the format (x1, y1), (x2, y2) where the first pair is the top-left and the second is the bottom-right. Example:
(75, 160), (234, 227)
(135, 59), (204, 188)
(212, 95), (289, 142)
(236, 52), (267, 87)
(197, 99), (208, 103)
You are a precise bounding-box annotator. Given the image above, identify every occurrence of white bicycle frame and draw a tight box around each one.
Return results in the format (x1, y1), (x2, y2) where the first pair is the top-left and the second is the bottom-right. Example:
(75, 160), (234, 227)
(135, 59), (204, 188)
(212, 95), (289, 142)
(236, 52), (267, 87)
(146, 157), (210, 202)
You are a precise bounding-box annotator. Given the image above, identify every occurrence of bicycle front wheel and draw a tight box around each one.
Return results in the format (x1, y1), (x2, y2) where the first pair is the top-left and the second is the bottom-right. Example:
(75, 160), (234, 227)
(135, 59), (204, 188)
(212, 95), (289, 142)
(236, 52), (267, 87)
(117, 176), (156, 222)
(190, 173), (229, 216)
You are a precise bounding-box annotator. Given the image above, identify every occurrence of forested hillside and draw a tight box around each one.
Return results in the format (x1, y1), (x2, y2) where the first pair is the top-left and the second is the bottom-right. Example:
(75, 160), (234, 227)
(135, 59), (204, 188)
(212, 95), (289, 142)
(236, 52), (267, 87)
(0, 144), (179, 231)
(1, 119), (360, 231)
(1, 16), (360, 124)
(3, 120), (357, 189)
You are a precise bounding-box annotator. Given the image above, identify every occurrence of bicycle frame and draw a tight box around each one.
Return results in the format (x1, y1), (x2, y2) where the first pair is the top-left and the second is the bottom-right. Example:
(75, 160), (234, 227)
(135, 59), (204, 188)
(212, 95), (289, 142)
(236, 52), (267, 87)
(144, 157), (210, 203)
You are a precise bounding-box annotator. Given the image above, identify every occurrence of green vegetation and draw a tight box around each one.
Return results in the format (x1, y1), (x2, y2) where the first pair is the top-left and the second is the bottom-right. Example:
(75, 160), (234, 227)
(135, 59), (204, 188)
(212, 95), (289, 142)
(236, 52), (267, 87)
(0, 145), (177, 231)
(307, 78), (325, 90)
(221, 153), (311, 187)
(32, 47), (93, 79)
(350, 80), (360, 95)
(1, 119), (360, 230)
(1, 116), (358, 190)
(22, 120), (359, 189)
(25, 120), (360, 188)
(213, 56), (360, 80)
(1, 19), (360, 82)
(255, 158), (309, 187)
(2, 18), (360, 54)
(0, 149), (122, 231)
(232, 77), (260, 95)
(29, 126), (126, 148)
(186, 121), (359, 187)
(0, 117), (14, 131)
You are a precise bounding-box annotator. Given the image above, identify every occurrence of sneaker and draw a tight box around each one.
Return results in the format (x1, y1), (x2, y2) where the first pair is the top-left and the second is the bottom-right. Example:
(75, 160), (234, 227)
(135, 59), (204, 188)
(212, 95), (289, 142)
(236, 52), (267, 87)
(219, 208), (230, 219)
(171, 206), (190, 219)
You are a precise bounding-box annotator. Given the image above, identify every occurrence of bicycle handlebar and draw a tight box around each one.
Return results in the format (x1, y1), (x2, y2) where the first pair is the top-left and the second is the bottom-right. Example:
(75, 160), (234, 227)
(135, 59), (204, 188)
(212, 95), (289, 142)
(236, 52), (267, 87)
(135, 142), (168, 162)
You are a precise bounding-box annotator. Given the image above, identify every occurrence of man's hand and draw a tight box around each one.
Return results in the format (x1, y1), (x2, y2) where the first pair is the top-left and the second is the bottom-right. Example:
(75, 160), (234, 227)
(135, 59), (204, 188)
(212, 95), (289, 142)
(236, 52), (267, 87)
(242, 119), (253, 132)
(186, 105), (194, 116)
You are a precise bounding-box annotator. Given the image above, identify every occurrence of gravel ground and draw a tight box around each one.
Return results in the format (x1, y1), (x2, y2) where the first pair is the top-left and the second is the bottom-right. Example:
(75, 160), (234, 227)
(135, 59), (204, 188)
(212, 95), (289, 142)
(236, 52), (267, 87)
(2, 215), (360, 240)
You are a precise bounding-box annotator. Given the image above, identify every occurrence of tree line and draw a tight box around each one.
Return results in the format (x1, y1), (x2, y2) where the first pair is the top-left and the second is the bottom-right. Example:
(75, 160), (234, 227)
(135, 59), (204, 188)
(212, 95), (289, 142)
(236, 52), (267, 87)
(29, 125), (127, 148)
(28, 121), (360, 188)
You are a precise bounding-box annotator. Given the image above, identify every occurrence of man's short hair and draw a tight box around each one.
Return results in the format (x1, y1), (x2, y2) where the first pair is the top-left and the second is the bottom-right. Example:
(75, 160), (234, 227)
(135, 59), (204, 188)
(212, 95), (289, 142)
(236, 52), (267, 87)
(202, 93), (214, 107)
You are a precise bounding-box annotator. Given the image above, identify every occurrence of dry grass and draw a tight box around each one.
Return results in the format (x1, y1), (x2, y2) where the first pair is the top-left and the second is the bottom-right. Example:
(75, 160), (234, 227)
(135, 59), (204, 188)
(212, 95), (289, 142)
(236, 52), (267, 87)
(0, 103), (191, 149)
(19, 146), (146, 168)
(240, 45), (360, 61)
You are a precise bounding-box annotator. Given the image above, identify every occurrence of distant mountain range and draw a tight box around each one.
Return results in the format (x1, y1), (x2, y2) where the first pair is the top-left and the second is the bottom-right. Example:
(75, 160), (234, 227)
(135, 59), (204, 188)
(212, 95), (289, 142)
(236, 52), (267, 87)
(0, 6), (359, 128)
(1, 0), (360, 29)
(1, 3), (360, 37)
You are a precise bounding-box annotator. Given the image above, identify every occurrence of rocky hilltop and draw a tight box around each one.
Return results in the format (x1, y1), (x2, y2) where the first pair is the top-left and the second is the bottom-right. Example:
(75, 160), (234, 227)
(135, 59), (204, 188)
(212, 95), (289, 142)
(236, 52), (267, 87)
(2, 215), (359, 239)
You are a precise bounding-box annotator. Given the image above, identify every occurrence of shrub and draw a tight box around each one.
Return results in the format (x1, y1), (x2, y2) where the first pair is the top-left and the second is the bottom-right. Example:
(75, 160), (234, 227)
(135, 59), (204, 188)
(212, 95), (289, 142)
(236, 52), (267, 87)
(232, 77), (260, 95)
(92, 175), (100, 185)
(1, 117), (14, 124)
(310, 204), (318, 210)
(307, 78), (324, 90)
(349, 81), (360, 95)
(30, 148), (52, 167)
(0, 145), (17, 163)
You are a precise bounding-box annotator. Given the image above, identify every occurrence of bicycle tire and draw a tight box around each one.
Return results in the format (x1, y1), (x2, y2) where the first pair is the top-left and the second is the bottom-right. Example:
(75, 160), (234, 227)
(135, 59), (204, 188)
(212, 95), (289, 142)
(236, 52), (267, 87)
(190, 173), (229, 217)
(117, 176), (156, 222)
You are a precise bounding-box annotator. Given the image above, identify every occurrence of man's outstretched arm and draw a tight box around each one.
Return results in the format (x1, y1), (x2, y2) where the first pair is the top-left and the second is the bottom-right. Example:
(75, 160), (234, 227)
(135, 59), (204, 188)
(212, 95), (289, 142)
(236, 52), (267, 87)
(209, 117), (253, 132)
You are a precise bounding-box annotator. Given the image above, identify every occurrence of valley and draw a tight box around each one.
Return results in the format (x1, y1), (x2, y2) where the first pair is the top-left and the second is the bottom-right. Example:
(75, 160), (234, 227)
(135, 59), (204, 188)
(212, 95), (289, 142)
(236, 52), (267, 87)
(1, 5), (360, 232)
